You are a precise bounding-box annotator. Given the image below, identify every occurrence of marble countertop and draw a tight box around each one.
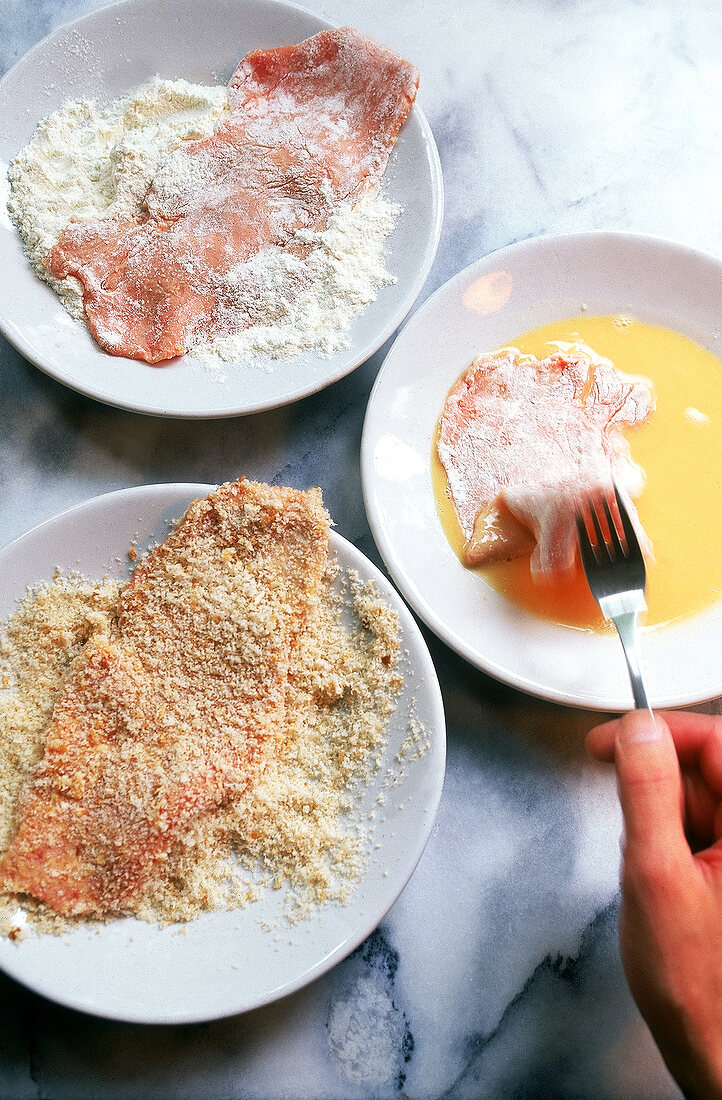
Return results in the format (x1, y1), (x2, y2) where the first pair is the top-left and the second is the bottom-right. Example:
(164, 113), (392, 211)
(1, 0), (721, 1096)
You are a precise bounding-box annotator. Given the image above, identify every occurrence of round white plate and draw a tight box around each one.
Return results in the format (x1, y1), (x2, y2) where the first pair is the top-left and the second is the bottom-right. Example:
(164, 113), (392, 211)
(0, 0), (442, 418)
(0, 484), (445, 1022)
(361, 231), (722, 710)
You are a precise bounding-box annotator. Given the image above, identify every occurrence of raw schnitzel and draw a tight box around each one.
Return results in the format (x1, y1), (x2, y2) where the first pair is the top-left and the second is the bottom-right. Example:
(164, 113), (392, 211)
(437, 347), (653, 575)
(47, 29), (419, 362)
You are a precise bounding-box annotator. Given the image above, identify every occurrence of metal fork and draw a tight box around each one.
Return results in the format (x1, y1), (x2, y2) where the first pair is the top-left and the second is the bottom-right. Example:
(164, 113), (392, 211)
(575, 483), (651, 711)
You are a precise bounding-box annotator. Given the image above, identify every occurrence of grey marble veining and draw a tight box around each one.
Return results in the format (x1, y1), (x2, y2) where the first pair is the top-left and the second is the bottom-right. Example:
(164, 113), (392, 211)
(1, 0), (721, 1097)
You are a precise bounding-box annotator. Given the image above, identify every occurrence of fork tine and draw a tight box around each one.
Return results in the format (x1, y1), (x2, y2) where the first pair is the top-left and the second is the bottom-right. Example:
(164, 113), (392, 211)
(575, 481), (650, 710)
(575, 509), (595, 568)
(601, 492), (625, 559)
(613, 481), (643, 556)
(588, 497), (609, 561)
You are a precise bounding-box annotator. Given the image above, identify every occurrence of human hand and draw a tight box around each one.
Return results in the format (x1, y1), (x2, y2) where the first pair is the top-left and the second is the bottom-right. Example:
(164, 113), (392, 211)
(587, 710), (722, 1100)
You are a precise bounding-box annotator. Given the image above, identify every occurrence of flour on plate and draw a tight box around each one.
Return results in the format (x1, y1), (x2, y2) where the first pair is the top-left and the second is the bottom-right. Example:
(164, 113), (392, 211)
(7, 79), (229, 319)
(7, 77), (401, 368)
(195, 186), (399, 368)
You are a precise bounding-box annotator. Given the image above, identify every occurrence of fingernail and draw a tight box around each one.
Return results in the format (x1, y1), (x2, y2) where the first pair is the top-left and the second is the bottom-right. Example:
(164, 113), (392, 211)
(617, 710), (663, 744)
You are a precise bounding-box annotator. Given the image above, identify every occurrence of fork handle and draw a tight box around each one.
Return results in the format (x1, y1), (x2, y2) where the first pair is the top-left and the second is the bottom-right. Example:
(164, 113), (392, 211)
(612, 611), (652, 712)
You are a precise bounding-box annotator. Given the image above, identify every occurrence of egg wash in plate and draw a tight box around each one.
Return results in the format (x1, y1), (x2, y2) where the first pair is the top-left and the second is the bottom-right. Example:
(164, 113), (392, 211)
(361, 231), (722, 709)
(432, 313), (722, 632)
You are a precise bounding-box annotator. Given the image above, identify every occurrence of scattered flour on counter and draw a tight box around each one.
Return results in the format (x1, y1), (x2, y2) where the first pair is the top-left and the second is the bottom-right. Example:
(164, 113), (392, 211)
(7, 77), (401, 368)
(328, 974), (407, 1086)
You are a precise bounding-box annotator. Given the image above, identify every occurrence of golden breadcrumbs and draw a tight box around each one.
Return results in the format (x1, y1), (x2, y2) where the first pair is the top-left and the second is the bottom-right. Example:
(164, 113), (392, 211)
(1, 480), (332, 918)
(0, 574), (122, 855)
(0, 556), (406, 935)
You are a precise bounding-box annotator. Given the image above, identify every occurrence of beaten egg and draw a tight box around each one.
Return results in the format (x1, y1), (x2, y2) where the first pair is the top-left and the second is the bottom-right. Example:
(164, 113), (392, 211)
(432, 314), (722, 631)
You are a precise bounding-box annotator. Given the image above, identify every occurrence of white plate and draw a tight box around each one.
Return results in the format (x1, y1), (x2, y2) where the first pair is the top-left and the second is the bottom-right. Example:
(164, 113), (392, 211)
(0, 484), (445, 1022)
(0, 0), (442, 418)
(361, 231), (722, 711)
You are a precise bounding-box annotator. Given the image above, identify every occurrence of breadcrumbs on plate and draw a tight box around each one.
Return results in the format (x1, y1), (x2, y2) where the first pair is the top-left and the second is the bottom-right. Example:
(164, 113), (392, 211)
(0, 541), (410, 933)
(136, 566), (404, 925)
(0, 574), (121, 855)
(0, 480), (331, 917)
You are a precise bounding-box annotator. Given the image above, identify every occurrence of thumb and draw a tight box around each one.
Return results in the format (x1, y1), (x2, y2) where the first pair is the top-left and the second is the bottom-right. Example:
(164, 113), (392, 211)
(614, 711), (688, 866)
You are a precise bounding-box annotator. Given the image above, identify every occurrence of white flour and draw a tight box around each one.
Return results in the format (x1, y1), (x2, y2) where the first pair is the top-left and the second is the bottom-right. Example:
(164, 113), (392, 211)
(195, 187), (398, 368)
(7, 79), (229, 319)
(7, 77), (400, 368)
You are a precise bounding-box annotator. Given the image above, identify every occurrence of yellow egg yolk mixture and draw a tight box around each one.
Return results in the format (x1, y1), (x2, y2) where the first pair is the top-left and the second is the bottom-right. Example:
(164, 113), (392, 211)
(433, 315), (722, 631)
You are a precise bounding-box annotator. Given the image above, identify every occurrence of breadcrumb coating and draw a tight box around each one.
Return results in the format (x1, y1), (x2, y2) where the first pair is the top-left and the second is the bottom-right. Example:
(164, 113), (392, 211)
(0, 482), (406, 933)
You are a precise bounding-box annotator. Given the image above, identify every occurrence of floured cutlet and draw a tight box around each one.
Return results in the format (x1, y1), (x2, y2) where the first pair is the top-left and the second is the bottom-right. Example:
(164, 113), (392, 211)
(438, 348), (653, 575)
(0, 479), (330, 916)
(47, 28), (419, 362)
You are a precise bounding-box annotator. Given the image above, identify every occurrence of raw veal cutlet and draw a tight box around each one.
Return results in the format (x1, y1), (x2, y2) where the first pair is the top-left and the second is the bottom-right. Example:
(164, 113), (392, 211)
(0, 479), (329, 916)
(47, 28), (419, 362)
(437, 348), (653, 575)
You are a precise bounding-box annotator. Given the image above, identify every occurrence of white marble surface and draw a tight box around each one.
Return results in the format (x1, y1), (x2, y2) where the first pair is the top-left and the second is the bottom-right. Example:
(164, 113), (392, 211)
(1, 0), (721, 1096)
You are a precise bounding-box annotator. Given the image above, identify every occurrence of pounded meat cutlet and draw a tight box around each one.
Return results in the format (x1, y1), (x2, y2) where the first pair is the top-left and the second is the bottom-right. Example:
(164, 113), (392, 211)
(47, 28), (419, 363)
(0, 479), (330, 916)
(437, 347), (653, 575)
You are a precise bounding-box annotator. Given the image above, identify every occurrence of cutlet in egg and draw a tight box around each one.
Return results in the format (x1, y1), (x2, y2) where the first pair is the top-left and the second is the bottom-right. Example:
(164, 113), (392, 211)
(437, 347), (653, 576)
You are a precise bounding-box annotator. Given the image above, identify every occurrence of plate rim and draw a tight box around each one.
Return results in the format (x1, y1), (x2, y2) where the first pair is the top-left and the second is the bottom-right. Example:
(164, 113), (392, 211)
(0, 482), (446, 1023)
(0, 0), (444, 419)
(361, 228), (722, 710)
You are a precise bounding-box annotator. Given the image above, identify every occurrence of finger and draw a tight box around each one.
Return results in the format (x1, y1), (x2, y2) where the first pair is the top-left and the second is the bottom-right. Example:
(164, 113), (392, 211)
(613, 711), (689, 867)
(590, 713), (722, 846)
(683, 770), (719, 848)
(586, 719), (618, 762)
(659, 711), (722, 757)
(587, 711), (722, 766)
(591, 713), (722, 847)
(699, 728), (722, 799)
